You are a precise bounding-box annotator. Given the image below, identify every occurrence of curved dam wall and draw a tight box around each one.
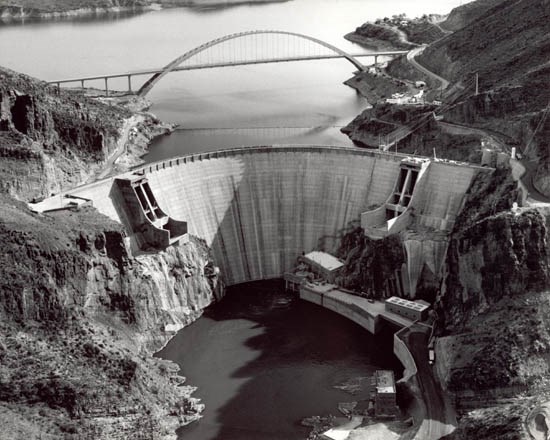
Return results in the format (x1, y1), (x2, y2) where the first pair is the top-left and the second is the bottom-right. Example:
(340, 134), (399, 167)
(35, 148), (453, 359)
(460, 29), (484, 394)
(142, 146), (402, 285)
(64, 146), (482, 286)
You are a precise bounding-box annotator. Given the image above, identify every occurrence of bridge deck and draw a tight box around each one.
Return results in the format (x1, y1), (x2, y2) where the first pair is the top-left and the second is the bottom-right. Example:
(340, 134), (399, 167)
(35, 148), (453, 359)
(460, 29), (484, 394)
(48, 51), (408, 84)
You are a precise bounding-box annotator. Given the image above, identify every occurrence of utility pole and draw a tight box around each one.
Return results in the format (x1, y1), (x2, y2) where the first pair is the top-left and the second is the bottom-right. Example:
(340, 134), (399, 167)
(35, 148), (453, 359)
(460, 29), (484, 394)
(475, 72), (479, 96)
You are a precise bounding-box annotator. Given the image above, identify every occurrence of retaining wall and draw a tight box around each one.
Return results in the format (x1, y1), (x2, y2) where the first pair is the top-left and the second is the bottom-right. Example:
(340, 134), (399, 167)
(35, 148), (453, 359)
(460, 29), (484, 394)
(299, 285), (380, 333)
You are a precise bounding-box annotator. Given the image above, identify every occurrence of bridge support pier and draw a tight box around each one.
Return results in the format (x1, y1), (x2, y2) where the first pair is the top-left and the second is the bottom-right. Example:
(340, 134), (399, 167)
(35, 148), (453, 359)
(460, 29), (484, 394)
(374, 55), (379, 66)
(81, 79), (85, 88)
(127, 75), (132, 93)
(104, 77), (109, 97)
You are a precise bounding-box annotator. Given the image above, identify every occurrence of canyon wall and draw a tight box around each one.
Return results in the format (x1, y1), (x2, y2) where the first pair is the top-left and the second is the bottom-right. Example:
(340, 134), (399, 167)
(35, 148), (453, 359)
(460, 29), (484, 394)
(0, 196), (222, 438)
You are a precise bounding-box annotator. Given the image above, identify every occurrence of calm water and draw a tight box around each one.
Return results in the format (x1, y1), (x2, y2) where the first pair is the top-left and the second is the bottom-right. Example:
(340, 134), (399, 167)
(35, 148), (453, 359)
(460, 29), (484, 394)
(0, 0), (463, 160)
(157, 281), (401, 440)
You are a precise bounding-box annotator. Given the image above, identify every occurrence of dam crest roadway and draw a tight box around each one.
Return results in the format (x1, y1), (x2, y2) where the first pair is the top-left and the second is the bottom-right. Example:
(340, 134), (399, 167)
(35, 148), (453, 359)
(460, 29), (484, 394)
(47, 30), (408, 95)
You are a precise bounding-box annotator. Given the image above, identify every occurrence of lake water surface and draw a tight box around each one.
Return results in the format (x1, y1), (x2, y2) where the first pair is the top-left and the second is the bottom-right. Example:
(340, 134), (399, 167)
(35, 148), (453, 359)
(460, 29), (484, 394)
(0, 0), (463, 160)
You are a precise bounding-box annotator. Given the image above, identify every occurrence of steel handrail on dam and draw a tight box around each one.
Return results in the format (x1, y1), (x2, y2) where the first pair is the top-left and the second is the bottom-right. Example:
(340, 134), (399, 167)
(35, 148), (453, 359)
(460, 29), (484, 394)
(34, 145), (493, 216)
(132, 144), (491, 176)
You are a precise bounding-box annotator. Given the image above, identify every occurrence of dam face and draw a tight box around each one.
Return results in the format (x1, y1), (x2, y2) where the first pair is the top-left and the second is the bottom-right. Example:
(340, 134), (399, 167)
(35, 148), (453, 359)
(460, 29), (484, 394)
(62, 146), (483, 286)
(145, 146), (401, 285)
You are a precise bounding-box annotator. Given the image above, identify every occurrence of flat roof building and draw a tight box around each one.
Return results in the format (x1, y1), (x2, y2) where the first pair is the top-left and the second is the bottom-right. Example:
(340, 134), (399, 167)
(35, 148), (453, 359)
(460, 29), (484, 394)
(299, 251), (344, 283)
(385, 296), (430, 321)
(374, 370), (397, 417)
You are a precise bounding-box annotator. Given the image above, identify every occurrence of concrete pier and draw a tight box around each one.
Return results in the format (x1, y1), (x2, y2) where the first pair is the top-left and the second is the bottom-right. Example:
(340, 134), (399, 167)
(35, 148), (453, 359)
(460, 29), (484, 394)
(299, 282), (415, 334)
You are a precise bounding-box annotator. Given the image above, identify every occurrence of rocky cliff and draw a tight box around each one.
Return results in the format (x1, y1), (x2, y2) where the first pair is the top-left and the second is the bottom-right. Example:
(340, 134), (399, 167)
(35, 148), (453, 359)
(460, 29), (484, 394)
(0, 195), (223, 439)
(431, 168), (550, 439)
(335, 223), (405, 298)
(417, 0), (550, 195)
(0, 66), (224, 439)
(0, 66), (170, 201)
(440, 168), (548, 329)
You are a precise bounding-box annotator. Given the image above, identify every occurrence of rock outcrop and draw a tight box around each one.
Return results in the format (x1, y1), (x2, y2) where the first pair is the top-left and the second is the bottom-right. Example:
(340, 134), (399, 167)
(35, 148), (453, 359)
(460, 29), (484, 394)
(0, 66), (127, 199)
(427, 168), (550, 439)
(0, 66), (170, 201)
(440, 168), (547, 328)
(0, 66), (224, 439)
(417, 0), (550, 196)
(0, 195), (223, 439)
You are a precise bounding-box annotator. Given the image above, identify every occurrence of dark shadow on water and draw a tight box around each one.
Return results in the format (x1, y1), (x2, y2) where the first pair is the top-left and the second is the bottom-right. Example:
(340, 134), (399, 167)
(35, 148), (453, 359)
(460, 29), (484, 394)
(160, 280), (402, 440)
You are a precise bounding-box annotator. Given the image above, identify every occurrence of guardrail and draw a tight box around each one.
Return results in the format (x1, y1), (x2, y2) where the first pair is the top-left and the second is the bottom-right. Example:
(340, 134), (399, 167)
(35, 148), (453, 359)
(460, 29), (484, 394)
(131, 144), (490, 177)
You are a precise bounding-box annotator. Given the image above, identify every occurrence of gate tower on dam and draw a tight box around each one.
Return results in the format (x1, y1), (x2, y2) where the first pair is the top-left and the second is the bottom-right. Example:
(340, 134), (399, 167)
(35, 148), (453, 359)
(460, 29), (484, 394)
(32, 145), (490, 295)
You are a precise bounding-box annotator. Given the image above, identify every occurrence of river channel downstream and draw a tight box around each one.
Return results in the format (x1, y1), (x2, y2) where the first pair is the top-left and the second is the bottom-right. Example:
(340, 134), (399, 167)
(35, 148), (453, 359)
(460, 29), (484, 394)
(158, 281), (401, 440)
(0, 1), (463, 438)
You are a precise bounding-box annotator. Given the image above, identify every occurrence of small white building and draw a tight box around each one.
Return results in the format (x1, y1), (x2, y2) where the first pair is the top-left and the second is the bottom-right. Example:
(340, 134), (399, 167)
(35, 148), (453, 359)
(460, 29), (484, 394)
(299, 251), (344, 283)
(385, 296), (430, 321)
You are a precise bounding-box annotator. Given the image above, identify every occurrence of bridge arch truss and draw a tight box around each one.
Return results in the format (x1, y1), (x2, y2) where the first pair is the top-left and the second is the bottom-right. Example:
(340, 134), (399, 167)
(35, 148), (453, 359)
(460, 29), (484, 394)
(138, 30), (366, 96)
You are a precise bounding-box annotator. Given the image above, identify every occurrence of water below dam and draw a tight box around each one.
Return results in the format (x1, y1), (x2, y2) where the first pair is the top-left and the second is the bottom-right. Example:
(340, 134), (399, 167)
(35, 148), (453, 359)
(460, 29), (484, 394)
(0, 0), (463, 161)
(157, 281), (402, 440)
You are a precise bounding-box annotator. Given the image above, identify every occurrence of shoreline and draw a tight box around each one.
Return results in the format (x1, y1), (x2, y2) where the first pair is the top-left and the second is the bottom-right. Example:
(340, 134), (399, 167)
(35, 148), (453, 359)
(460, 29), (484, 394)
(344, 31), (403, 52)
(0, 0), (289, 23)
(79, 91), (176, 181)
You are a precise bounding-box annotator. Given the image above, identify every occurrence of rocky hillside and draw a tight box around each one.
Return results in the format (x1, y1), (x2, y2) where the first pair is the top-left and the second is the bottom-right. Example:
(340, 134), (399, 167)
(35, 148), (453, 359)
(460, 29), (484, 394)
(0, 194), (223, 439)
(0, 66), (225, 438)
(0, 0), (286, 18)
(440, 0), (507, 31)
(417, 0), (550, 194)
(0, 66), (171, 201)
(432, 168), (550, 439)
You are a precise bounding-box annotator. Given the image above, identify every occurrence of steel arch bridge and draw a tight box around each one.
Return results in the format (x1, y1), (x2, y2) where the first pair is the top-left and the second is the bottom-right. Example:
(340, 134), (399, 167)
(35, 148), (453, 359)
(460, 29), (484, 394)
(137, 30), (367, 96)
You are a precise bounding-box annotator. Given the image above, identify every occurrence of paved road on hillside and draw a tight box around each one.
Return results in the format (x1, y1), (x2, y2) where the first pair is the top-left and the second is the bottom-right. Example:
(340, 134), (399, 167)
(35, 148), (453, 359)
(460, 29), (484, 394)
(96, 115), (139, 180)
(406, 327), (457, 440)
(438, 121), (550, 203)
(431, 20), (453, 36)
(516, 159), (550, 204)
(407, 46), (450, 91)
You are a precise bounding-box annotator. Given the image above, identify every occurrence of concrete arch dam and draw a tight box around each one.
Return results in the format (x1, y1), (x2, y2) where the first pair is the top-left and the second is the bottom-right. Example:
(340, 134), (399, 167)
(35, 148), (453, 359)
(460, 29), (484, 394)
(60, 146), (482, 286)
